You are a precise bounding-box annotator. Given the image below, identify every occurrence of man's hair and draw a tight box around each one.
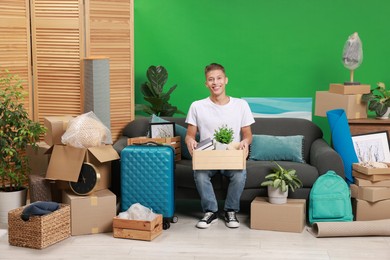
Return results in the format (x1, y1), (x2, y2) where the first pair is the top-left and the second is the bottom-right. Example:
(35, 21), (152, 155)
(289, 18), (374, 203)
(204, 63), (225, 77)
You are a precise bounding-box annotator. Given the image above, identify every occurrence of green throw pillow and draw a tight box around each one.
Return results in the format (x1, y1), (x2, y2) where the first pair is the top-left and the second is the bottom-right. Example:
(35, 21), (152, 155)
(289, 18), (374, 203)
(249, 134), (305, 163)
(151, 114), (199, 159)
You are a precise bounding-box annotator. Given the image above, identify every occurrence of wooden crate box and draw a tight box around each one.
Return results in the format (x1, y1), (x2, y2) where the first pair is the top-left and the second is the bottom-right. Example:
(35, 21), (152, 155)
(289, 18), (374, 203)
(113, 214), (163, 241)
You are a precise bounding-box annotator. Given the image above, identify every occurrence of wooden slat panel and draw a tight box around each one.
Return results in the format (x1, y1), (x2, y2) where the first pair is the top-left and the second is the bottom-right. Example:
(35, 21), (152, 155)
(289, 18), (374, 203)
(86, 0), (134, 142)
(31, 0), (84, 123)
(0, 0), (32, 114)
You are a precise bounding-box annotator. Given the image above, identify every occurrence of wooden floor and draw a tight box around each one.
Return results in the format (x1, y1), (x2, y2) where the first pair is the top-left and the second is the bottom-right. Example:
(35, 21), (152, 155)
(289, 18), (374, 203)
(1, 200), (390, 260)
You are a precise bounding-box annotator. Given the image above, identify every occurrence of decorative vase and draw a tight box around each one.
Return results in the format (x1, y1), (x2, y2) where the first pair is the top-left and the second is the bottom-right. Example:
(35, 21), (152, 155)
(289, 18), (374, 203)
(267, 186), (288, 204)
(376, 107), (390, 120)
(215, 141), (229, 150)
(0, 187), (28, 224)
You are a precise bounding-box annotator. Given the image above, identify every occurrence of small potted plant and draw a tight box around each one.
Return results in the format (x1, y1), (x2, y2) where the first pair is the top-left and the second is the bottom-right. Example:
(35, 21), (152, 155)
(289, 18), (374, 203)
(362, 82), (390, 119)
(213, 124), (234, 150)
(260, 161), (302, 204)
(0, 70), (46, 223)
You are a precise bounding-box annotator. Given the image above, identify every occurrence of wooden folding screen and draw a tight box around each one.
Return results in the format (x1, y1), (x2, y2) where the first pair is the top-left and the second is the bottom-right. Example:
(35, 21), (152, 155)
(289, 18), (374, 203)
(0, 0), (32, 113)
(1, 0), (134, 142)
(85, 0), (135, 140)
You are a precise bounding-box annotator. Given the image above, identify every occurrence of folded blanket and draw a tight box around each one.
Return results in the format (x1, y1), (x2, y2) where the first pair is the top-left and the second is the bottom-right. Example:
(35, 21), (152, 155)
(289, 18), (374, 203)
(21, 201), (60, 221)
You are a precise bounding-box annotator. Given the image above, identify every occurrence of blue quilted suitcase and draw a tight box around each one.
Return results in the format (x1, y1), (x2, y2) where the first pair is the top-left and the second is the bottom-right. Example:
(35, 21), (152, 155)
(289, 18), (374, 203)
(120, 143), (177, 229)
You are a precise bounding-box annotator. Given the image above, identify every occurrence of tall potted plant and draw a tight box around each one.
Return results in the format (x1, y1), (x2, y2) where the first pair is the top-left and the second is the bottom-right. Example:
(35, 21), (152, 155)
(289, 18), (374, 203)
(260, 162), (302, 204)
(135, 65), (185, 116)
(0, 70), (46, 223)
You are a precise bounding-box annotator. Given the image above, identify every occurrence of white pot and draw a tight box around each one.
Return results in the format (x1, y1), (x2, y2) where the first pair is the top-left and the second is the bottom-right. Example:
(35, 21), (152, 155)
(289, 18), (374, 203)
(267, 186), (288, 204)
(0, 187), (27, 224)
(376, 107), (390, 120)
(215, 141), (229, 150)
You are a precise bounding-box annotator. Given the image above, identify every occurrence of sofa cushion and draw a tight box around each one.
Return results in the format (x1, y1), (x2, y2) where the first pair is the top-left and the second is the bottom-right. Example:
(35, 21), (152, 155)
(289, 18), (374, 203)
(249, 134), (305, 163)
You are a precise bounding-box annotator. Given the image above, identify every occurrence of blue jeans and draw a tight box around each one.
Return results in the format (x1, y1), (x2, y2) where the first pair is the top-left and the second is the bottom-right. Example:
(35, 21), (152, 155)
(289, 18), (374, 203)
(193, 169), (247, 213)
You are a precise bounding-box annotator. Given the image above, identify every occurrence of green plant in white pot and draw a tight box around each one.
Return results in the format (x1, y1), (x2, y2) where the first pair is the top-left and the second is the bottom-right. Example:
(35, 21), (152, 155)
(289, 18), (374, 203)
(213, 124), (234, 150)
(260, 162), (302, 204)
(0, 70), (46, 223)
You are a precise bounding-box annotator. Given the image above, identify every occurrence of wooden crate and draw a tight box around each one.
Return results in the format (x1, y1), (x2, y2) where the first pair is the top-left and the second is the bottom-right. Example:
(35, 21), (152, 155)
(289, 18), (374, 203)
(127, 136), (181, 161)
(112, 214), (163, 241)
(192, 150), (246, 170)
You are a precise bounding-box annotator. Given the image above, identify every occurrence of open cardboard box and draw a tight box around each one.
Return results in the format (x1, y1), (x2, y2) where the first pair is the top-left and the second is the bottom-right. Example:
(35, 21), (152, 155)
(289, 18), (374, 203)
(46, 144), (120, 191)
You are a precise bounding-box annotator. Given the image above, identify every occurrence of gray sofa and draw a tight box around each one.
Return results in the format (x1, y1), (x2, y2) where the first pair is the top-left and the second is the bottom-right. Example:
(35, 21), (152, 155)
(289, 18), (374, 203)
(112, 116), (345, 208)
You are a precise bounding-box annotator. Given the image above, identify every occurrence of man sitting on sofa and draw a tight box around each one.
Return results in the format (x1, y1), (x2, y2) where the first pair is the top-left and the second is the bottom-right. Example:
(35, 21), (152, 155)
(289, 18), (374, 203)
(185, 63), (255, 229)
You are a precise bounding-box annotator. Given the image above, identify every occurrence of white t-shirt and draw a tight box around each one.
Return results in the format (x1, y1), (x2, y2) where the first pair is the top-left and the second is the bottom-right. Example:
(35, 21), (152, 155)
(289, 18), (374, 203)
(186, 97), (255, 142)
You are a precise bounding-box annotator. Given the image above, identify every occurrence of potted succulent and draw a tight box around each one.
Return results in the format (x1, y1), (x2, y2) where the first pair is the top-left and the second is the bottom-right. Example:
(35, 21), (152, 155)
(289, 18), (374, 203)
(362, 82), (390, 118)
(260, 161), (302, 204)
(0, 70), (46, 223)
(135, 65), (185, 117)
(213, 124), (234, 150)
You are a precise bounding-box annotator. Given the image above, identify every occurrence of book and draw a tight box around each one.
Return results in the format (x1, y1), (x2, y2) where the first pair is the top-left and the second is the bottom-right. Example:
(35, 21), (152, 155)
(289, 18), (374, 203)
(195, 137), (214, 150)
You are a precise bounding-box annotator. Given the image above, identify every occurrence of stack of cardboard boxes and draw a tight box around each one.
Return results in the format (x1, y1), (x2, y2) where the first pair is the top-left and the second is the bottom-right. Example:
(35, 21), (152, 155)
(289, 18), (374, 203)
(28, 115), (119, 236)
(350, 163), (390, 220)
(315, 83), (370, 119)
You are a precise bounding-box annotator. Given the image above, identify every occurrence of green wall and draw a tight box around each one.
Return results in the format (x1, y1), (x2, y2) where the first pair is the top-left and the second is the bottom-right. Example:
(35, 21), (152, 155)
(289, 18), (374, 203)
(134, 0), (390, 142)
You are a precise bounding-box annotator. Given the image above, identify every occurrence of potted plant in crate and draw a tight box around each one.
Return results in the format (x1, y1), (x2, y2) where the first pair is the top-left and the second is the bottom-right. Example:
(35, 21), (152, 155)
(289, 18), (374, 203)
(0, 70), (46, 223)
(260, 161), (302, 204)
(213, 124), (234, 150)
(362, 82), (390, 119)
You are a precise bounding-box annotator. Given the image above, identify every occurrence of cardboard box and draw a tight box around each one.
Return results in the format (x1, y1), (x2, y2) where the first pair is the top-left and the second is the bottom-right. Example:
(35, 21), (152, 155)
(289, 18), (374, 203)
(26, 141), (51, 176)
(354, 177), (390, 187)
(46, 144), (119, 191)
(250, 197), (306, 233)
(128, 136), (181, 161)
(353, 163), (390, 175)
(62, 189), (116, 236)
(113, 214), (163, 241)
(353, 198), (390, 221)
(353, 170), (390, 182)
(314, 91), (367, 119)
(350, 184), (390, 202)
(329, 84), (371, 95)
(44, 115), (74, 146)
(192, 150), (246, 170)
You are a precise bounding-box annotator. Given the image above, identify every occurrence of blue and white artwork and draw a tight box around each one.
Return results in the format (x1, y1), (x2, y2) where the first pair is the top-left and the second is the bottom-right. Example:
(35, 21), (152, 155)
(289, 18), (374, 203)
(242, 97), (313, 120)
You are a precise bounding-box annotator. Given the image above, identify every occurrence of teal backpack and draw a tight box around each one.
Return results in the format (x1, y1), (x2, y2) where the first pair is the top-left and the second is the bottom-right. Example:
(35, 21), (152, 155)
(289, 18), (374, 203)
(308, 170), (353, 224)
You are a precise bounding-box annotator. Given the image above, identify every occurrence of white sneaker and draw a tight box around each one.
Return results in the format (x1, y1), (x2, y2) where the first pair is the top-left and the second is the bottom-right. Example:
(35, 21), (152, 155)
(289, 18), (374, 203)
(196, 212), (218, 229)
(224, 211), (240, 228)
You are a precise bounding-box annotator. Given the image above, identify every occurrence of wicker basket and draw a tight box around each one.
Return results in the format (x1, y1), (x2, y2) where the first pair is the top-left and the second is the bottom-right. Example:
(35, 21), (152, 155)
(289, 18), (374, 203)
(8, 203), (71, 249)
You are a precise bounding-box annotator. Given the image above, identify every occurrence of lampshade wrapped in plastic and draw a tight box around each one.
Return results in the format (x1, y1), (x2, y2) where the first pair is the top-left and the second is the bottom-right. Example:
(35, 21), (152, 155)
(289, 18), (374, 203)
(342, 32), (363, 71)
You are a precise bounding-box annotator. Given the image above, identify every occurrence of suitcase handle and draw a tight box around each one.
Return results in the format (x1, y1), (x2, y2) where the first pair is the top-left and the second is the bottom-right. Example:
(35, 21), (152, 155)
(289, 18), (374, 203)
(133, 141), (164, 146)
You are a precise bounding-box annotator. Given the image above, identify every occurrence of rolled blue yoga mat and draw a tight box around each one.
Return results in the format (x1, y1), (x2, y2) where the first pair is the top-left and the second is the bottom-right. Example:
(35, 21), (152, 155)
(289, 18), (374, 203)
(326, 109), (358, 184)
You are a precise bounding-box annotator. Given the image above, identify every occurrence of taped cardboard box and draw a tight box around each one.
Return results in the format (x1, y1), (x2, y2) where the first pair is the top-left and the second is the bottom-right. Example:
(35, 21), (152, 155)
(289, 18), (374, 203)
(62, 189), (116, 236)
(113, 214), (163, 241)
(314, 91), (367, 119)
(250, 197), (306, 233)
(44, 115), (74, 146)
(26, 141), (51, 176)
(46, 144), (119, 191)
(329, 84), (370, 95)
(354, 177), (390, 187)
(128, 136), (181, 161)
(353, 198), (390, 221)
(350, 184), (390, 202)
(193, 150), (246, 170)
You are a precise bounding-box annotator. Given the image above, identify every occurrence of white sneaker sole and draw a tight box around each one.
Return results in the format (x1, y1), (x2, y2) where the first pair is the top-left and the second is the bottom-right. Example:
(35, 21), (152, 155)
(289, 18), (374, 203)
(196, 218), (218, 229)
(225, 221), (240, 228)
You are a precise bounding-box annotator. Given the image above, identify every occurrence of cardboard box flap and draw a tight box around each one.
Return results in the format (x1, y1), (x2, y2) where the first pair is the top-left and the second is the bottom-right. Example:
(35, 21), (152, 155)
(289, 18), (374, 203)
(46, 145), (86, 182)
(87, 145), (120, 163)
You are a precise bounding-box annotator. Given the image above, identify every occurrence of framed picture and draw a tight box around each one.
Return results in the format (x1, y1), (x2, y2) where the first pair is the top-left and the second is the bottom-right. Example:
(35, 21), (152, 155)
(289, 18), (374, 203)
(149, 122), (176, 138)
(352, 131), (390, 163)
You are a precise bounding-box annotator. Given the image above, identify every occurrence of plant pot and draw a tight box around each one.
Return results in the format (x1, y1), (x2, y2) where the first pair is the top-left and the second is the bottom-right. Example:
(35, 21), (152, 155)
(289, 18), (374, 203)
(376, 107), (390, 120)
(215, 141), (228, 150)
(0, 187), (28, 224)
(267, 186), (288, 204)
